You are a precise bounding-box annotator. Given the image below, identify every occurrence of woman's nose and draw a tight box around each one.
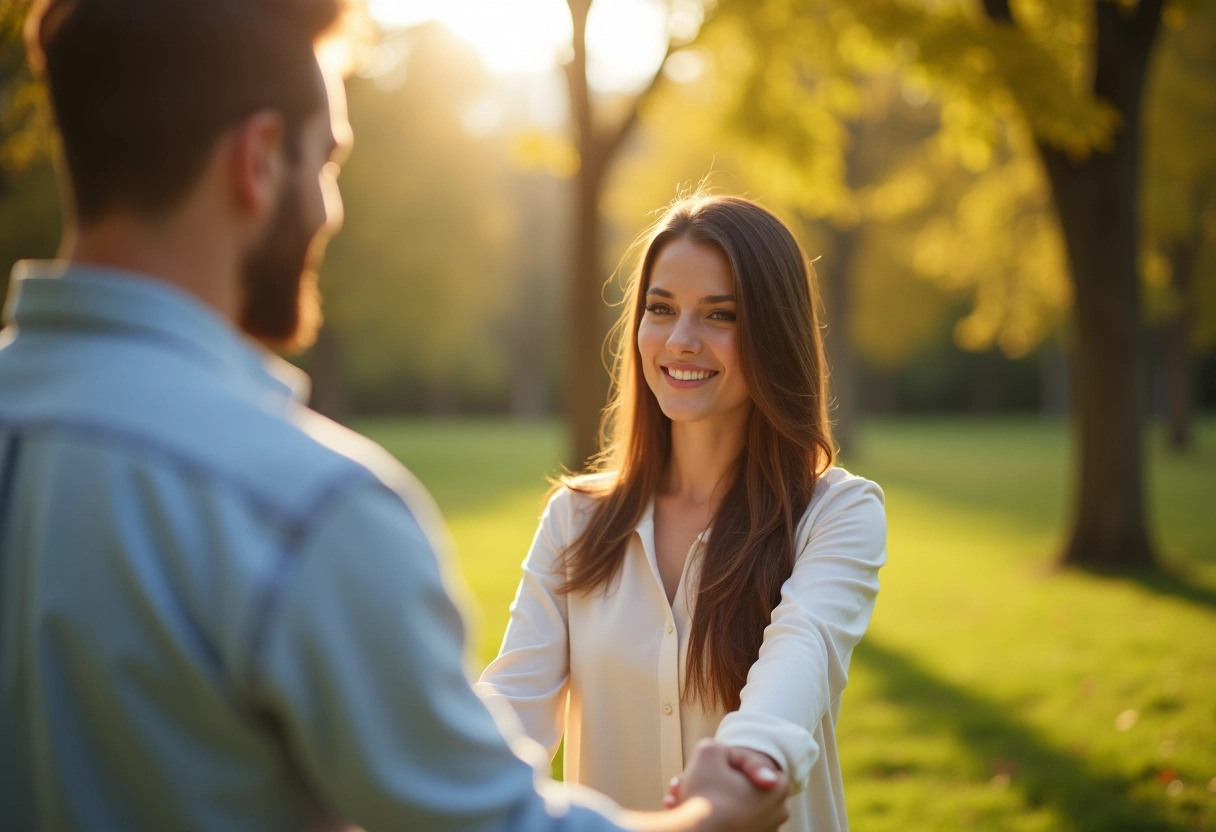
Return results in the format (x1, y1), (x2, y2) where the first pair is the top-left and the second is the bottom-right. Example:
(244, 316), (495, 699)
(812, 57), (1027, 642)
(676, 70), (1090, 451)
(666, 314), (700, 355)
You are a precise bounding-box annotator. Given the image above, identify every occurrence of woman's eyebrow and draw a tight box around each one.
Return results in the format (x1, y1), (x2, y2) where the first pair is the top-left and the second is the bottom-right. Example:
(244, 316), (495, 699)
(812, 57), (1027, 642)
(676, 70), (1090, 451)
(645, 288), (736, 304)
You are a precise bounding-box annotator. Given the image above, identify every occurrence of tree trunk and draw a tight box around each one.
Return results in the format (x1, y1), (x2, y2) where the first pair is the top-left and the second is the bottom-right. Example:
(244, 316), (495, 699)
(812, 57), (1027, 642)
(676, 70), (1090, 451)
(562, 0), (672, 469)
(564, 0), (604, 469)
(820, 224), (859, 458)
(1163, 236), (1198, 451)
(307, 326), (350, 424)
(1037, 1), (1163, 569)
(568, 155), (609, 467)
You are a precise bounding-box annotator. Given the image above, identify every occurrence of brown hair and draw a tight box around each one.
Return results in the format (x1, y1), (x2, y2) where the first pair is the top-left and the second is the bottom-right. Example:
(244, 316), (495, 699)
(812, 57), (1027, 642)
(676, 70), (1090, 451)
(26, 0), (346, 224)
(559, 194), (835, 712)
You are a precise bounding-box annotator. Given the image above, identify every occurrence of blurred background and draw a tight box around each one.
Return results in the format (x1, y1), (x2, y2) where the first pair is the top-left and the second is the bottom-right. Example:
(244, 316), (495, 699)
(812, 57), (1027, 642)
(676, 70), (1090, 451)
(2, 0), (1214, 828)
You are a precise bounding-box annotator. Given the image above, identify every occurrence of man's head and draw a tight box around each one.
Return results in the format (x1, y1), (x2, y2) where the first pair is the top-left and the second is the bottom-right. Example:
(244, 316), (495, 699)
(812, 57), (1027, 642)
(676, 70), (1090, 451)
(237, 63), (350, 352)
(25, 0), (351, 351)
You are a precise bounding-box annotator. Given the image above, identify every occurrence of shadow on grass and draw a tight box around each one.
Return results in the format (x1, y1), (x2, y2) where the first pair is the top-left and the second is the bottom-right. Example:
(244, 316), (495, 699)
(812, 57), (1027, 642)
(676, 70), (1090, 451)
(1069, 564), (1216, 615)
(853, 638), (1176, 831)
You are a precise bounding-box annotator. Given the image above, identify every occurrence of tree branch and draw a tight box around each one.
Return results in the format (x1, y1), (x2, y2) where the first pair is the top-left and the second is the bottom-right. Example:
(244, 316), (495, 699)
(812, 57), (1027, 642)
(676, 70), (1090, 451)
(603, 36), (674, 160)
(564, 0), (593, 148)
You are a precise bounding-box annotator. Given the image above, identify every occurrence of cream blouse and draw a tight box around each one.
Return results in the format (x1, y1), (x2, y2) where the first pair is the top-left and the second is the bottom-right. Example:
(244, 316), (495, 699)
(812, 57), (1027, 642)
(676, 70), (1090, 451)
(475, 467), (887, 832)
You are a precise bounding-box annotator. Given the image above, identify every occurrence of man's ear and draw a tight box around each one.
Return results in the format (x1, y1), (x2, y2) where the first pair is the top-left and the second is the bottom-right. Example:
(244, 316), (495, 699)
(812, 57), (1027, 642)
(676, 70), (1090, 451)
(229, 110), (286, 218)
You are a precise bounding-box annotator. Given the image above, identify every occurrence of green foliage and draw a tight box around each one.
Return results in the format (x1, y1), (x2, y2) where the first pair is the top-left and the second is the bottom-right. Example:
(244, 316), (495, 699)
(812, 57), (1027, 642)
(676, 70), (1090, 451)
(610, 0), (1073, 365)
(316, 23), (520, 410)
(663, 0), (1212, 368)
(1142, 1), (1216, 349)
(0, 0), (51, 178)
(0, 160), (61, 311)
(363, 415), (1216, 830)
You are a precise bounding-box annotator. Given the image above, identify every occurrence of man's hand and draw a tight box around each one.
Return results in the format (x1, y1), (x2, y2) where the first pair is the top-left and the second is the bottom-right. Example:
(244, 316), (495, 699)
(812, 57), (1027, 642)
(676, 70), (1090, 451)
(672, 739), (789, 832)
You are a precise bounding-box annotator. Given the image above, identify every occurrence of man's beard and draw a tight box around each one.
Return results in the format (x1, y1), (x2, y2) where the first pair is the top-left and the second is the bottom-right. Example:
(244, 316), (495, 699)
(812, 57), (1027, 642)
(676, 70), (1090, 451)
(238, 179), (324, 354)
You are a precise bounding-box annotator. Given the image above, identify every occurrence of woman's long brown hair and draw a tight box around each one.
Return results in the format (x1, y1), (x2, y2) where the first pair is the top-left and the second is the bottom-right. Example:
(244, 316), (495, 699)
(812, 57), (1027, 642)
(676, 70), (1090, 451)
(557, 194), (835, 712)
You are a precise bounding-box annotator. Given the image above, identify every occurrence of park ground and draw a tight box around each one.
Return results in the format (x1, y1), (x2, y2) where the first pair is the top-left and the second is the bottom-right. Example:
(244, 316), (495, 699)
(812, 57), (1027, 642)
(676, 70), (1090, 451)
(362, 416), (1216, 832)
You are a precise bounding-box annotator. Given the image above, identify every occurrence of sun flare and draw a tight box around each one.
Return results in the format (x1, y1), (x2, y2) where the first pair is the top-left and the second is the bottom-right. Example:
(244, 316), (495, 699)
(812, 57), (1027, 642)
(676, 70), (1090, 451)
(368, 0), (675, 92)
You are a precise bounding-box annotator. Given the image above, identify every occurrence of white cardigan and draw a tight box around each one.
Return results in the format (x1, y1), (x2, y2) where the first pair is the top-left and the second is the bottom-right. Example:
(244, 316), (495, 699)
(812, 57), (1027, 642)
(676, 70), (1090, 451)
(475, 467), (887, 832)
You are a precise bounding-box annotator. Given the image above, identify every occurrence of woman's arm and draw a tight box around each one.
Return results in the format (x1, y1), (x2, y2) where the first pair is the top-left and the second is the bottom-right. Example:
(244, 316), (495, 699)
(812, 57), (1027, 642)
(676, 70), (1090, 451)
(713, 473), (888, 792)
(474, 488), (579, 756)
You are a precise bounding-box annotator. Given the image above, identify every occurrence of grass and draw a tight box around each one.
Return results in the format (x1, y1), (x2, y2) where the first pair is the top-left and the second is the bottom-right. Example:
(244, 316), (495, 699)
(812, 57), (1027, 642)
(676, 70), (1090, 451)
(358, 415), (1216, 831)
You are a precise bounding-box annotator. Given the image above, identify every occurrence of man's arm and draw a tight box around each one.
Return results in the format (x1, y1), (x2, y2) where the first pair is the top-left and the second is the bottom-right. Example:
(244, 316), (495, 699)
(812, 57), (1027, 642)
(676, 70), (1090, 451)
(246, 480), (787, 832)
(247, 481), (623, 831)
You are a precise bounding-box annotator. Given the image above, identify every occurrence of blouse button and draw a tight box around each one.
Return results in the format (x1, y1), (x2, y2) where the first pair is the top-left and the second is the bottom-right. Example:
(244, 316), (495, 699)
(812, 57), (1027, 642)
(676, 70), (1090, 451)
(663, 703), (673, 715)
(666, 623), (674, 634)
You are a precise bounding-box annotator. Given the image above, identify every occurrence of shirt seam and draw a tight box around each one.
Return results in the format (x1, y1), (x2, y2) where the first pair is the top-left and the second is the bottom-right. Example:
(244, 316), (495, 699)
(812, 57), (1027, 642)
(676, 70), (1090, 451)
(0, 431), (22, 608)
(0, 416), (323, 528)
(242, 472), (393, 691)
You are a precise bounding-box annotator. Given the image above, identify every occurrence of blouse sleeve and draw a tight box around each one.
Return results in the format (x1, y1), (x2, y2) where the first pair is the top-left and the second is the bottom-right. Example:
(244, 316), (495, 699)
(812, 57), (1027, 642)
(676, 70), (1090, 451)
(474, 488), (577, 757)
(713, 472), (887, 793)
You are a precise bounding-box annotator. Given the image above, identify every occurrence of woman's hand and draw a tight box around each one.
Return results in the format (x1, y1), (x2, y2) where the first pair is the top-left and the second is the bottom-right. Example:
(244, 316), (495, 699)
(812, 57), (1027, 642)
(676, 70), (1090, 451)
(664, 746), (783, 809)
(655, 740), (789, 832)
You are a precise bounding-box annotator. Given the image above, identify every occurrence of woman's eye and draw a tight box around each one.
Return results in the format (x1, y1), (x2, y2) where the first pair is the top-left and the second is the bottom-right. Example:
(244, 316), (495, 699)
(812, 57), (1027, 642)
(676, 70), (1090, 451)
(645, 304), (673, 315)
(709, 309), (736, 322)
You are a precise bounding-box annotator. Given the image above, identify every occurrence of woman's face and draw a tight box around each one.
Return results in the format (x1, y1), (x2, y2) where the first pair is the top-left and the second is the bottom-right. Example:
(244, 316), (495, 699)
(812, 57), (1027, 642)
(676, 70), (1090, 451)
(637, 236), (752, 432)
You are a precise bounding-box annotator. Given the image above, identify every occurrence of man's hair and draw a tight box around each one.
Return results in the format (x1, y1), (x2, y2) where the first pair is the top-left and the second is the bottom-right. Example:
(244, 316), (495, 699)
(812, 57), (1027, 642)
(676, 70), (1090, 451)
(25, 0), (345, 224)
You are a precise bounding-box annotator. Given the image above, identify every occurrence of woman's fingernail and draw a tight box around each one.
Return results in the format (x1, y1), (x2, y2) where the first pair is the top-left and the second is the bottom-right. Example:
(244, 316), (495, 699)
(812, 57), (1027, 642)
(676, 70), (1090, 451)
(757, 767), (777, 783)
(669, 776), (680, 789)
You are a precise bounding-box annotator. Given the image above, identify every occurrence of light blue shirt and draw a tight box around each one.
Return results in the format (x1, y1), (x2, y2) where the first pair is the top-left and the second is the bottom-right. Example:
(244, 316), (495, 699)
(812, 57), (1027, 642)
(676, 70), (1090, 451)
(0, 263), (624, 832)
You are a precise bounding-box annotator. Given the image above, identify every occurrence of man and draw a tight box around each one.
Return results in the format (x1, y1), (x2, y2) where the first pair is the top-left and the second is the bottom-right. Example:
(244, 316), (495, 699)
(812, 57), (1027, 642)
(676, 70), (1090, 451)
(0, 1), (789, 830)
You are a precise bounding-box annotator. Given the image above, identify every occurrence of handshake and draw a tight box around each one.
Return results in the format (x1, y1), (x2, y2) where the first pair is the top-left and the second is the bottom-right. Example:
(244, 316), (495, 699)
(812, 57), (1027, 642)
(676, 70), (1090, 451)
(619, 740), (791, 832)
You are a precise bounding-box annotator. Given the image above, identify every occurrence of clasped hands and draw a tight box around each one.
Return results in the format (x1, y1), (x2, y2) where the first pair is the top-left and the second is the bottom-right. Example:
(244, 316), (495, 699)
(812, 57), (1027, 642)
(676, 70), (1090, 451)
(665, 740), (790, 831)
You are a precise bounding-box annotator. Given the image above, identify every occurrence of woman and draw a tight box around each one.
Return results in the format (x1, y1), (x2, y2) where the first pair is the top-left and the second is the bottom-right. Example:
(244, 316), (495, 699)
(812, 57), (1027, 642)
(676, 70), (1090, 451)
(476, 194), (886, 832)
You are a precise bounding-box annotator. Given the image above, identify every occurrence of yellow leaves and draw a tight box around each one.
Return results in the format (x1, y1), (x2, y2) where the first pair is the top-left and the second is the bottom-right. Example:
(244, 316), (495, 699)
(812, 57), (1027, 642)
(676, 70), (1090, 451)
(907, 148), (1070, 357)
(0, 77), (51, 176)
(863, 169), (935, 221)
(839, 22), (889, 70)
(662, 48), (709, 84)
(911, 217), (959, 284)
(954, 305), (1000, 354)
(1141, 247), (1182, 324)
(821, 77), (864, 117)
(1032, 99), (1121, 159)
(900, 68), (934, 107)
(509, 130), (580, 178)
(961, 46), (996, 74)
(849, 228), (957, 369)
(1162, 3), (1188, 30)
(1142, 249), (1173, 292)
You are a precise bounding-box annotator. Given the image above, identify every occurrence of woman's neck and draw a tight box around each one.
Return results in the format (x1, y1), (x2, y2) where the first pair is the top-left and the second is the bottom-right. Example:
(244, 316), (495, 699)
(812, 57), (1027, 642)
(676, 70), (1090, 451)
(661, 417), (748, 507)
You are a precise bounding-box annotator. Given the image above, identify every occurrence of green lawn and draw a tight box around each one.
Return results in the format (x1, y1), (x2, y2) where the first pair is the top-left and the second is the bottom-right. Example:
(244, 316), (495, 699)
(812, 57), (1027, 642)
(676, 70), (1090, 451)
(359, 415), (1216, 831)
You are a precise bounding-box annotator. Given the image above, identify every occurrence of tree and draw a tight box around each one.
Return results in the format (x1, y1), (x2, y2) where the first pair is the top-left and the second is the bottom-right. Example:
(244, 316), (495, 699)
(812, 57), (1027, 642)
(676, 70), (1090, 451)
(670, 0), (1182, 568)
(311, 23), (516, 416)
(0, 0), (48, 189)
(1142, 2), (1216, 451)
(0, 0), (55, 310)
(563, 0), (698, 466)
(744, 0), (1171, 569)
(970, 0), (1165, 568)
(604, 3), (1019, 451)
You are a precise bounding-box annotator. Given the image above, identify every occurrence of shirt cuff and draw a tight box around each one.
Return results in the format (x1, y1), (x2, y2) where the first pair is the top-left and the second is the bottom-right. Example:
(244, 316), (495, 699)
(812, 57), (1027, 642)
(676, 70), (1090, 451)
(715, 712), (818, 795)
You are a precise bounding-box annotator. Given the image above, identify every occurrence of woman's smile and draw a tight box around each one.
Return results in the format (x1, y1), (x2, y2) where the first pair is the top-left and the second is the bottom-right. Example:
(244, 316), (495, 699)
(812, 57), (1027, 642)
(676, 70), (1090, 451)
(662, 364), (719, 385)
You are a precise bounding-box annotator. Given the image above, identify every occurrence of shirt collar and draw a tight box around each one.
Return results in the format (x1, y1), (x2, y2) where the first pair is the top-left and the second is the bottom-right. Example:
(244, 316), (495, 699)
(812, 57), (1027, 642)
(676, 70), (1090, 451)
(632, 493), (713, 545)
(4, 260), (309, 403)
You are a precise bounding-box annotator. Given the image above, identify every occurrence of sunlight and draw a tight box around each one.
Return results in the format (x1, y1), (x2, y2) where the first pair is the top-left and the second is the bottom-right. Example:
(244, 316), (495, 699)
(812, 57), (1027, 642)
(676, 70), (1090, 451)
(368, 0), (675, 92)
